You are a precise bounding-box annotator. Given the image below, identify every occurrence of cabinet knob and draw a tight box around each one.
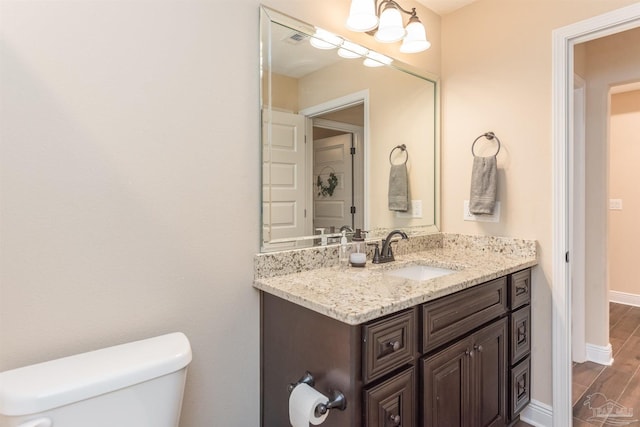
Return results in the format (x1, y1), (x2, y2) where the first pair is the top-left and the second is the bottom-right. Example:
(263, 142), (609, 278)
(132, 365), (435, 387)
(474, 344), (483, 353)
(389, 414), (401, 425)
(389, 340), (401, 351)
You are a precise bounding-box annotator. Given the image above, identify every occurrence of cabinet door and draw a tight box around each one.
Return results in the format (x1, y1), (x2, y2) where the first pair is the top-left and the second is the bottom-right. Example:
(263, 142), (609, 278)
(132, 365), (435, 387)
(421, 337), (472, 427)
(472, 318), (507, 427)
(364, 367), (415, 427)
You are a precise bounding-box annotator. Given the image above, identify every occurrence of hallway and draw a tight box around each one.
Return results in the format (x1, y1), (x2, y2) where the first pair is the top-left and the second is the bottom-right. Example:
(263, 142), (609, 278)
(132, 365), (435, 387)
(572, 302), (640, 426)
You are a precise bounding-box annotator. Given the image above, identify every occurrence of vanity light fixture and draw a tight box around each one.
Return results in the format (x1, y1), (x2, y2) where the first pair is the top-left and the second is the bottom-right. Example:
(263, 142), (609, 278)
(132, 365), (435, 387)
(363, 51), (393, 67)
(310, 26), (393, 67)
(338, 40), (369, 59)
(310, 28), (343, 49)
(346, 0), (431, 53)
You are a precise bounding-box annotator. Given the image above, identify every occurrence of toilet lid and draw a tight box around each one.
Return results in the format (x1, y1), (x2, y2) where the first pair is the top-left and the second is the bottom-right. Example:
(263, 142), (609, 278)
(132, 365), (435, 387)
(0, 332), (192, 416)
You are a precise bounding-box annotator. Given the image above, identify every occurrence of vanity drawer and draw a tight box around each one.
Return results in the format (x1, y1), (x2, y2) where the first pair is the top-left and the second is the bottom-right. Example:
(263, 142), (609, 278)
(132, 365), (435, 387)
(510, 356), (531, 420)
(363, 308), (416, 383)
(421, 277), (508, 354)
(510, 305), (531, 365)
(364, 366), (415, 427)
(509, 269), (531, 310)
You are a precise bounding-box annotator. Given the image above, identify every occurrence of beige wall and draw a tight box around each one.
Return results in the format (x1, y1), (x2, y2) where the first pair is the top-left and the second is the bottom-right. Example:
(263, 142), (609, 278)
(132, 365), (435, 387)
(0, 1), (261, 426)
(270, 73), (299, 112)
(582, 27), (640, 345)
(440, 0), (638, 408)
(609, 89), (640, 296)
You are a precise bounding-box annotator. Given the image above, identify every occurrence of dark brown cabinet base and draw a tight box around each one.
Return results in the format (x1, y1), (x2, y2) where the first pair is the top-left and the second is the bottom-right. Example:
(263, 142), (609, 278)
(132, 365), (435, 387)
(261, 268), (531, 427)
(422, 318), (507, 427)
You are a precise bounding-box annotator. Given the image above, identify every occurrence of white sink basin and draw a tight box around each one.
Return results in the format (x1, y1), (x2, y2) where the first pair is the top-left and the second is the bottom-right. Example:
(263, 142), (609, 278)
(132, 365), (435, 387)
(385, 265), (455, 281)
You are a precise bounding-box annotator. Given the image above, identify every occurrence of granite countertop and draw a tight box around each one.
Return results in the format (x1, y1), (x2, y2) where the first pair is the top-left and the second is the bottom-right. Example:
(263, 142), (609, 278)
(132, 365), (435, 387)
(253, 246), (537, 325)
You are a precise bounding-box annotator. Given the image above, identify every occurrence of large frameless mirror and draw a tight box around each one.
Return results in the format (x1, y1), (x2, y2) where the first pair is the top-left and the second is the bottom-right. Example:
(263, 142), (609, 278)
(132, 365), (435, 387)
(260, 6), (439, 252)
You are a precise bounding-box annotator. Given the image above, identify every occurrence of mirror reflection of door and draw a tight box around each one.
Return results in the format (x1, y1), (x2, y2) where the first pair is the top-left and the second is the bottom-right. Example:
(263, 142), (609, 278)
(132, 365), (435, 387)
(311, 104), (365, 236)
(313, 133), (353, 232)
(263, 101), (365, 249)
(262, 109), (310, 250)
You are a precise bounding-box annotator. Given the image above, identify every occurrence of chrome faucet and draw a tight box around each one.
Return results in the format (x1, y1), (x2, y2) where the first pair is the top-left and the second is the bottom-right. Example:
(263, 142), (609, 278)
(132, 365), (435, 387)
(374, 230), (408, 264)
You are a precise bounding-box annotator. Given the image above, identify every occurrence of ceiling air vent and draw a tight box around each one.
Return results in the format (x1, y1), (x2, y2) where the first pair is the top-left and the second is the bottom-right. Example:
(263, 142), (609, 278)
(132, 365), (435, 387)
(283, 31), (309, 45)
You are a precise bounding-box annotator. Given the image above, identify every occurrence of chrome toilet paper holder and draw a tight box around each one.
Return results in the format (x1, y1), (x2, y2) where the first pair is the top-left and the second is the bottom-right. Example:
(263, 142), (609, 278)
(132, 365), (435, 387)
(288, 371), (347, 415)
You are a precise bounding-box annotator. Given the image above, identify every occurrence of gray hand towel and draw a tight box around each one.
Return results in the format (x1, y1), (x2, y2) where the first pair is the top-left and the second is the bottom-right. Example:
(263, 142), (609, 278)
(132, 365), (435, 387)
(469, 156), (497, 214)
(388, 164), (409, 211)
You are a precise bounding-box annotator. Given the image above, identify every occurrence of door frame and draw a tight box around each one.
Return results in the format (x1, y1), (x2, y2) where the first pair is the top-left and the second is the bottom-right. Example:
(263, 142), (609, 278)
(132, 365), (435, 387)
(312, 118), (366, 231)
(300, 90), (370, 229)
(551, 3), (640, 425)
(571, 74), (586, 364)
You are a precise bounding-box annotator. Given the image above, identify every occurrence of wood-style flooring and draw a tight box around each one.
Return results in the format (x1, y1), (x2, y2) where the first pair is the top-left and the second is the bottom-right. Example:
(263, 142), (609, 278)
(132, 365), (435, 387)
(572, 302), (640, 426)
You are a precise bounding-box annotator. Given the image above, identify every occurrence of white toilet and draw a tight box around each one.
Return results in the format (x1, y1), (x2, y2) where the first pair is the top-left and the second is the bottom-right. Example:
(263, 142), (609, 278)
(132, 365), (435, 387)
(0, 332), (192, 427)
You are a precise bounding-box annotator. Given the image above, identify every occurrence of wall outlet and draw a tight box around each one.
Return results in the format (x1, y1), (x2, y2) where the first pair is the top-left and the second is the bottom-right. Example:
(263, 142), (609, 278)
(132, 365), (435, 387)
(396, 200), (423, 218)
(609, 199), (623, 210)
(463, 200), (501, 222)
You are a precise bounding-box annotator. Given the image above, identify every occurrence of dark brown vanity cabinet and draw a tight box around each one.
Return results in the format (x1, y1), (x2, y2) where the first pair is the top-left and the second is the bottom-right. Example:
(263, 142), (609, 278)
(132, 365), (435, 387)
(422, 317), (508, 427)
(260, 268), (532, 427)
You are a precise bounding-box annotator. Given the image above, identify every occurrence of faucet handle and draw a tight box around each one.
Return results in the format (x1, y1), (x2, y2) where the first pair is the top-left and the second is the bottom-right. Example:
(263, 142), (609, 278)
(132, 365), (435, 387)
(367, 242), (380, 264)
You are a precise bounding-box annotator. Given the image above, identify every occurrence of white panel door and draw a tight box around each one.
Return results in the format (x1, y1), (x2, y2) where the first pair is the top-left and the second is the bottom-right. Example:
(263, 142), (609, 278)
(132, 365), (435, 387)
(313, 133), (353, 231)
(263, 110), (308, 248)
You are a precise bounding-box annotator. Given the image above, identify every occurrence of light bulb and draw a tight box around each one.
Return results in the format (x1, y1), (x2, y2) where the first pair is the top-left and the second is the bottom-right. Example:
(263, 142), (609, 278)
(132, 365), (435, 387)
(363, 51), (393, 67)
(375, 3), (406, 43)
(338, 41), (369, 59)
(310, 28), (343, 50)
(400, 16), (431, 53)
(346, 0), (378, 32)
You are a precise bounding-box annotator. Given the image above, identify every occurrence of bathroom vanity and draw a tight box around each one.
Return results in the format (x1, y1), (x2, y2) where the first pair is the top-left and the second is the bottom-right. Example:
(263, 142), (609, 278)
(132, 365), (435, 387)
(255, 234), (536, 427)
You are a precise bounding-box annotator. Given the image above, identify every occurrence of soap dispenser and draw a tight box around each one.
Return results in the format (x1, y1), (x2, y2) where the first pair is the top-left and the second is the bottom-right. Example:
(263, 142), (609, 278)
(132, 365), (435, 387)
(349, 229), (367, 267)
(339, 230), (349, 269)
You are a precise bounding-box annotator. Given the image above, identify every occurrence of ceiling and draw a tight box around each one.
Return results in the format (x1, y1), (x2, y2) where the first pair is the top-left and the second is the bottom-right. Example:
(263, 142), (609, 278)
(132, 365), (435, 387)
(415, 0), (477, 15)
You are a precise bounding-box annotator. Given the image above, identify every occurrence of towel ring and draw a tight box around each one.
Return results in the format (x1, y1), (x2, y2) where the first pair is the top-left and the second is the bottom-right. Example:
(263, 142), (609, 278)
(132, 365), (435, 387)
(389, 144), (408, 165)
(471, 132), (501, 157)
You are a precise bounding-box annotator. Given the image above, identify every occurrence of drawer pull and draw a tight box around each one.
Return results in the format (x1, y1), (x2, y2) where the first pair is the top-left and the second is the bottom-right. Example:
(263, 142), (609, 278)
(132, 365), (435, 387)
(517, 325), (527, 343)
(389, 340), (401, 351)
(389, 414), (401, 425)
(517, 378), (527, 398)
(515, 284), (528, 295)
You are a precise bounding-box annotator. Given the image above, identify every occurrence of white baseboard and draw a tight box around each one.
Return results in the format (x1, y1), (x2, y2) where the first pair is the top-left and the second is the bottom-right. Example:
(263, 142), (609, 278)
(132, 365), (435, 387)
(586, 342), (613, 366)
(520, 399), (553, 427)
(610, 290), (640, 307)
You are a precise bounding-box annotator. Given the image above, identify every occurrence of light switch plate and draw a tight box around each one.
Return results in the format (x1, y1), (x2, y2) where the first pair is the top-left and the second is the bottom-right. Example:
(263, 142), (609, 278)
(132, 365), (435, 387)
(396, 200), (423, 218)
(464, 200), (501, 222)
(609, 199), (623, 210)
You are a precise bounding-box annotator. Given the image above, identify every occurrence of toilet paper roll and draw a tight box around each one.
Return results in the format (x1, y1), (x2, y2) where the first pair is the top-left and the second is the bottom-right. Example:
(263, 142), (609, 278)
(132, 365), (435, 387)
(289, 383), (329, 427)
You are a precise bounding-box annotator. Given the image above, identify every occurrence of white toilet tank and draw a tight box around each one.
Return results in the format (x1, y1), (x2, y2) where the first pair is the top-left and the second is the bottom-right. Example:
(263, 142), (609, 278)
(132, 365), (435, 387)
(0, 332), (192, 427)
